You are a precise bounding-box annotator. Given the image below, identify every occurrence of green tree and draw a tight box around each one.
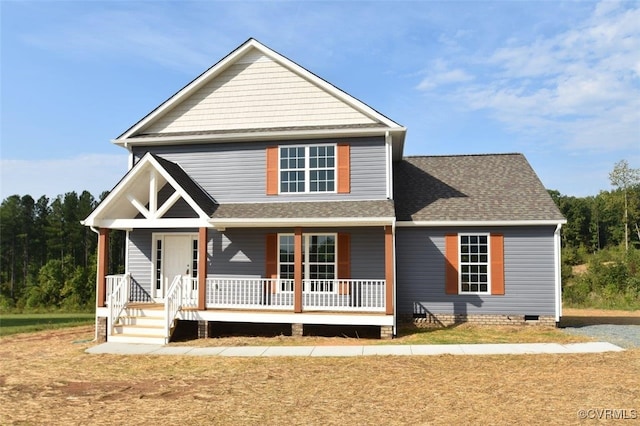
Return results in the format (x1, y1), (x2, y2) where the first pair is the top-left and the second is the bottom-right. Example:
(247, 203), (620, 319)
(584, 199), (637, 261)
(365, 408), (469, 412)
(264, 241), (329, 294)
(609, 160), (640, 251)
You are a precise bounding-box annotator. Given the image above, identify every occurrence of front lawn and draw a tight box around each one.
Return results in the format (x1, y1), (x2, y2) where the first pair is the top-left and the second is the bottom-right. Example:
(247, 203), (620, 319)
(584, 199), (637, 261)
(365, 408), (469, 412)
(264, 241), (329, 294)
(0, 313), (94, 336)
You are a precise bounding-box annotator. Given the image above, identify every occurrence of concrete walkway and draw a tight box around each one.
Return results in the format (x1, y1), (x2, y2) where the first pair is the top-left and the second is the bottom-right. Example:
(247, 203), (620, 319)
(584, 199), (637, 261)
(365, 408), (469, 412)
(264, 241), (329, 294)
(86, 341), (623, 357)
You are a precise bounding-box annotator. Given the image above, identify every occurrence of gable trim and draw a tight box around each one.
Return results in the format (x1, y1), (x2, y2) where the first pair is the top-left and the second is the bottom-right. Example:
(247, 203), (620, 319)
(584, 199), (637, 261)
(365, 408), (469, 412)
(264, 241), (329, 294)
(83, 153), (215, 229)
(115, 38), (405, 143)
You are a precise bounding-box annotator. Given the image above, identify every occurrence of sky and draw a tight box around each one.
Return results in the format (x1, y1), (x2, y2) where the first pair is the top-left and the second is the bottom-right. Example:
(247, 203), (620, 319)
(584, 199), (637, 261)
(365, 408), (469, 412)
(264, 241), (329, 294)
(1, 0), (639, 201)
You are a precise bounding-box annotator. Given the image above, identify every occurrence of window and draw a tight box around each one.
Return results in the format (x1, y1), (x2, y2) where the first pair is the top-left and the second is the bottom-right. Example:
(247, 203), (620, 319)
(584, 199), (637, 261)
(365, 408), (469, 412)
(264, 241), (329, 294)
(280, 145), (335, 193)
(459, 234), (489, 293)
(278, 235), (295, 291)
(277, 233), (336, 291)
(445, 233), (504, 296)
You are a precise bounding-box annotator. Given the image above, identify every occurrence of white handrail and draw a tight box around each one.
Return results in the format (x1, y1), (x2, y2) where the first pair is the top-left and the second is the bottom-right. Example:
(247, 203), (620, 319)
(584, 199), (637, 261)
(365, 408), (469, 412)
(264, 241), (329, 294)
(107, 273), (130, 336)
(164, 275), (184, 342)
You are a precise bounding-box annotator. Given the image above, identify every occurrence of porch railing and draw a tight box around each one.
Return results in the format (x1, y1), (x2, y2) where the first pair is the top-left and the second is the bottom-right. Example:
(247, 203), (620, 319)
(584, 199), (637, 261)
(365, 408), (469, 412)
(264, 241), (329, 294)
(165, 275), (183, 341)
(205, 278), (385, 312)
(206, 278), (294, 310)
(302, 279), (386, 312)
(107, 273), (130, 336)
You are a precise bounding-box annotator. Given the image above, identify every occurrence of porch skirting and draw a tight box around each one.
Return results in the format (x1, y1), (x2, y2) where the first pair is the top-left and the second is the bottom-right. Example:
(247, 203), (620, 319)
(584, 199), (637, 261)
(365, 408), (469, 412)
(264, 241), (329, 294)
(401, 313), (556, 328)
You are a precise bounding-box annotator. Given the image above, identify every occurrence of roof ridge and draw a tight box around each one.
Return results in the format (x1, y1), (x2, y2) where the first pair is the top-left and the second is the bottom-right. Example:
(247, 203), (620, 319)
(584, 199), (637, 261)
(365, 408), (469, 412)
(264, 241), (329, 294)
(403, 153), (522, 159)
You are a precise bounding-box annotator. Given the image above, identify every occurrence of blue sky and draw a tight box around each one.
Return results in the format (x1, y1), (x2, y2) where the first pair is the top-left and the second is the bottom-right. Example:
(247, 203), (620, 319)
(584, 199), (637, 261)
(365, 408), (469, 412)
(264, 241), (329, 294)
(1, 0), (638, 200)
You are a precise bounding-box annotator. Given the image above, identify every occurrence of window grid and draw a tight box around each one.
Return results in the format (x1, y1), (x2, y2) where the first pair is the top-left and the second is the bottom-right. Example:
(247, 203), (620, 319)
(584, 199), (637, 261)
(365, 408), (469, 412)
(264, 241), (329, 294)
(459, 234), (489, 293)
(277, 234), (337, 292)
(279, 145), (336, 193)
(155, 240), (162, 290)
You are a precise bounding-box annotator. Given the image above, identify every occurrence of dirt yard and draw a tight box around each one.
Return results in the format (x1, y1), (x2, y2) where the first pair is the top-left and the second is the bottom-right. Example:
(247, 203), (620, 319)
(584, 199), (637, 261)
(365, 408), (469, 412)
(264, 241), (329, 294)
(1, 311), (639, 425)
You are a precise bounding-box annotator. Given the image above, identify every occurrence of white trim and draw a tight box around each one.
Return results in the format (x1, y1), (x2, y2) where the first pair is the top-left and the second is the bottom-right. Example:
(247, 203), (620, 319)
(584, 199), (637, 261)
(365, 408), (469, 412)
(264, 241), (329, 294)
(115, 39), (404, 142)
(152, 232), (199, 300)
(396, 219), (567, 227)
(457, 233), (492, 295)
(113, 126), (404, 147)
(124, 230), (130, 275)
(83, 153), (214, 228)
(179, 310), (394, 327)
(210, 217), (395, 230)
(385, 131), (393, 199)
(554, 224), (563, 322)
(93, 218), (211, 229)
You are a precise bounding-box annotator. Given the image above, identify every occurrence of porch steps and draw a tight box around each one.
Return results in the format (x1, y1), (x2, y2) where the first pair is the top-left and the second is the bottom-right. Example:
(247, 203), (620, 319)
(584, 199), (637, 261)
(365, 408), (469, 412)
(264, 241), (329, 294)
(109, 303), (173, 345)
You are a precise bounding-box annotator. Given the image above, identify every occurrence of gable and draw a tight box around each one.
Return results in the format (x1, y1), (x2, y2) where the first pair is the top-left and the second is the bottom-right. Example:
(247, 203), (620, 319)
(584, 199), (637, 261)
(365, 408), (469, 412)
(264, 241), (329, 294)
(83, 153), (216, 229)
(114, 39), (406, 158)
(141, 48), (378, 135)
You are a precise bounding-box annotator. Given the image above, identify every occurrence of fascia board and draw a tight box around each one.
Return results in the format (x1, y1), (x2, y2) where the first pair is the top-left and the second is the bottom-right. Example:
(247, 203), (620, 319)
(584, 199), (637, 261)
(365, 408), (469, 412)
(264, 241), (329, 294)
(396, 219), (568, 227)
(92, 218), (211, 230)
(83, 154), (156, 225)
(112, 126), (405, 148)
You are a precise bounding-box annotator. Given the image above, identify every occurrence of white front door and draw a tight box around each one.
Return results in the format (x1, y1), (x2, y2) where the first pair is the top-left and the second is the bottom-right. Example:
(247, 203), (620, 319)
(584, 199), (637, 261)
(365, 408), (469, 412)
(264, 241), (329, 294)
(157, 235), (193, 300)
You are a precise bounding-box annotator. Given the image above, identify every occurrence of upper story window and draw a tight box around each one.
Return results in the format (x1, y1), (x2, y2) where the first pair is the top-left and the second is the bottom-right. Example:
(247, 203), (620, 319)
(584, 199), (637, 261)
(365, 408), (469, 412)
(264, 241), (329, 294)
(280, 145), (336, 193)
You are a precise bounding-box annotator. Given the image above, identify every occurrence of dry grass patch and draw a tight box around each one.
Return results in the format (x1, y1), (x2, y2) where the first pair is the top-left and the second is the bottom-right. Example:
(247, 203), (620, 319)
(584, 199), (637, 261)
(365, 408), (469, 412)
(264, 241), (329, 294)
(170, 321), (589, 347)
(1, 326), (638, 425)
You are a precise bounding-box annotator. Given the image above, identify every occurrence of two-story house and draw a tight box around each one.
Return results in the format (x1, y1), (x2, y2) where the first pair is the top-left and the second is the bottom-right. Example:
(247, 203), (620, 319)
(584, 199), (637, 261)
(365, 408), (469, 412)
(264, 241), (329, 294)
(83, 39), (565, 344)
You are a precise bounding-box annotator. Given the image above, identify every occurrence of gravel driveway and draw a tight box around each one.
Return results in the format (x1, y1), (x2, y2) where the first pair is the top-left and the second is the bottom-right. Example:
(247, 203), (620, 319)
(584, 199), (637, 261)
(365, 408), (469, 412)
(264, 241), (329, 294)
(562, 324), (640, 348)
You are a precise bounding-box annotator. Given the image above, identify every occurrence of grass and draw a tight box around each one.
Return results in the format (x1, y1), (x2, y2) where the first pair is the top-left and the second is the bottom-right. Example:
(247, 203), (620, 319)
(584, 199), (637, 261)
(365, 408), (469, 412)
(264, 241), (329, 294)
(0, 323), (638, 425)
(0, 313), (94, 336)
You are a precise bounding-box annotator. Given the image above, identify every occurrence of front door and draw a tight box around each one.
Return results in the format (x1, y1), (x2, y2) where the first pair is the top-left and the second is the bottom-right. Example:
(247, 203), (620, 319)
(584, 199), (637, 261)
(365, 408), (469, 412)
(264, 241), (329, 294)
(156, 234), (194, 300)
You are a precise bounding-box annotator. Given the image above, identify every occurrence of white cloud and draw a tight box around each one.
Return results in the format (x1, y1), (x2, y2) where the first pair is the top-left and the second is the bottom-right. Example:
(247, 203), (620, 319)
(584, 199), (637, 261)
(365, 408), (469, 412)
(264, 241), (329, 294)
(418, 1), (640, 153)
(0, 154), (128, 200)
(416, 59), (475, 90)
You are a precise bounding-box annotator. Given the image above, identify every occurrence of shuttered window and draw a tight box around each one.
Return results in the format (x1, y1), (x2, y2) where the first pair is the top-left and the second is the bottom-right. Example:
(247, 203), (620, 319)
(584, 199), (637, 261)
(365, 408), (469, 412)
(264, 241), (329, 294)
(266, 232), (350, 293)
(445, 233), (504, 295)
(266, 144), (350, 195)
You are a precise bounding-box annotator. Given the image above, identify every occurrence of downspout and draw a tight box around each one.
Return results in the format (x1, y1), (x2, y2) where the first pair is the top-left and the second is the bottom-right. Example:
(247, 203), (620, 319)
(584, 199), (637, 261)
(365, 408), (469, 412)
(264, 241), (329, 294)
(554, 223), (563, 323)
(392, 218), (397, 336)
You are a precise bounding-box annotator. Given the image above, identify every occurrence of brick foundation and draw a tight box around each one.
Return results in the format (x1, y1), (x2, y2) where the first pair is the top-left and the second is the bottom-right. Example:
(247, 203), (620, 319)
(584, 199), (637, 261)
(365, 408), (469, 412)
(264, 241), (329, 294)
(96, 316), (107, 342)
(197, 320), (209, 338)
(380, 326), (394, 339)
(401, 313), (556, 328)
(291, 323), (304, 337)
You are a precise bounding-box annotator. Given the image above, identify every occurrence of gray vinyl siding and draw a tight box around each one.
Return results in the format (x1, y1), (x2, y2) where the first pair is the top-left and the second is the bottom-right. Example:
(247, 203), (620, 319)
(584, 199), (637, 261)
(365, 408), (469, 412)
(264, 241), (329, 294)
(127, 227), (386, 291)
(396, 226), (557, 316)
(127, 229), (153, 295)
(132, 136), (387, 203)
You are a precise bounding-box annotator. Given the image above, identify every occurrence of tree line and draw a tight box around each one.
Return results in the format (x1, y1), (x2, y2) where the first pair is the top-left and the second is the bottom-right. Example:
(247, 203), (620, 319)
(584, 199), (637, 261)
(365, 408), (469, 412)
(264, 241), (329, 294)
(0, 191), (125, 311)
(0, 161), (638, 311)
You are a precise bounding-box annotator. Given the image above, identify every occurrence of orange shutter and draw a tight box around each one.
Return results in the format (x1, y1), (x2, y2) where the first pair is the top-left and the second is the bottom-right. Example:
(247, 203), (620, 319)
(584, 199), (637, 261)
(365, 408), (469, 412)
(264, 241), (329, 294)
(266, 146), (278, 195)
(444, 234), (459, 295)
(265, 233), (278, 294)
(337, 233), (351, 294)
(265, 234), (278, 279)
(337, 144), (350, 194)
(490, 234), (505, 295)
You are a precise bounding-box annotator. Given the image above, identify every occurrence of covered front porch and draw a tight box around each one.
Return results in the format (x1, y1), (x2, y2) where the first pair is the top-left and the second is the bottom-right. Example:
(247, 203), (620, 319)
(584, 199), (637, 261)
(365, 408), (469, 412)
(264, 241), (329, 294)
(98, 223), (395, 344)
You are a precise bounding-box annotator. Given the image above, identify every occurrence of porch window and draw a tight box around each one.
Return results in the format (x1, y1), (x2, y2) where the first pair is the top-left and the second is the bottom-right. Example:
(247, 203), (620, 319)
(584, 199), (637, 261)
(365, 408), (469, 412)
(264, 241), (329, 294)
(277, 233), (336, 291)
(279, 145), (335, 193)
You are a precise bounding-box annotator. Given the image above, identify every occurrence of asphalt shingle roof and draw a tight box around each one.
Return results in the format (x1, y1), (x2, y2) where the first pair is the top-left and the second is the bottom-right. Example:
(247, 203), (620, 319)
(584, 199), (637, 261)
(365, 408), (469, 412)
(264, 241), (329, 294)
(210, 200), (395, 219)
(393, 154), (565, 222)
